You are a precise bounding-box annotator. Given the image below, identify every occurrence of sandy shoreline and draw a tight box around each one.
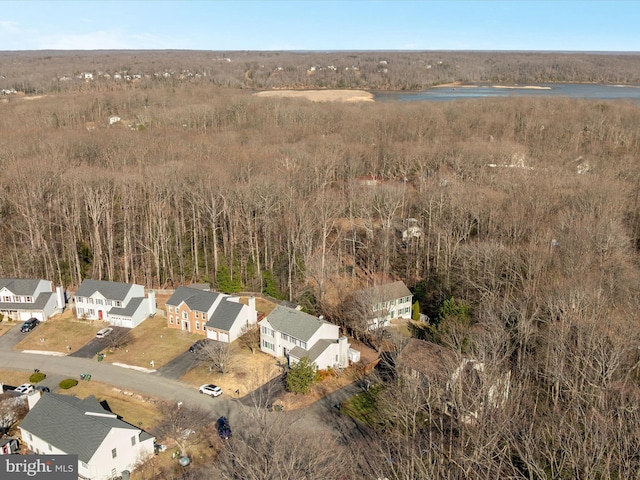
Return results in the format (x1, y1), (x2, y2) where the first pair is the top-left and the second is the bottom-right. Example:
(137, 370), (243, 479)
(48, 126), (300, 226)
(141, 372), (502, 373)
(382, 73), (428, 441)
(434, 82), (551, 90)
(253, 89), (374, 103)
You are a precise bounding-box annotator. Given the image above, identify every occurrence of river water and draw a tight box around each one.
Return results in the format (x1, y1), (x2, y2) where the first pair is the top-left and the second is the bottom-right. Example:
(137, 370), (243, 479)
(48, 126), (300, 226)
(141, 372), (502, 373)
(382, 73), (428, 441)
(374, 83), (640, 104)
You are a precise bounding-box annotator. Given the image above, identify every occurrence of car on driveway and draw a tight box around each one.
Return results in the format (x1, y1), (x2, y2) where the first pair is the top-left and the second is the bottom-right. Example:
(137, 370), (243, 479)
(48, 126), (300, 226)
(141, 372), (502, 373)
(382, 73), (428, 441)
(217, 416), (232, 439)
(14, 383), (35, 394)
(96, 327), (113, 338)
(189, 339), (210, 353)
(20, 318), (40, 332)
(199, 384), (222, 397)
(35, 385), (50, 393)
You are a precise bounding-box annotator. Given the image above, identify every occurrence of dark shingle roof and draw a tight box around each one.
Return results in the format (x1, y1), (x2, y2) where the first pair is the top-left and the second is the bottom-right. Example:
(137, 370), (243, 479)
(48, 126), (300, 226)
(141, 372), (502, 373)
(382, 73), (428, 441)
(166, 286), (221, 312)
(0, 291), (53, 310)
(20, 394), (141, 463)
(205, 300), (243, 331)
(0, 278), (44, 296)
(75, 280), (133, 301)
(396, 339), (457, 382)
(265, 306), (328, 342)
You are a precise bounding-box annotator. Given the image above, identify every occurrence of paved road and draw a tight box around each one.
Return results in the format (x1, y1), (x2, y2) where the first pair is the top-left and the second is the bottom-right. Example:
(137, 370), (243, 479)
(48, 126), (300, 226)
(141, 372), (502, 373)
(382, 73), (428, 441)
(0, 322), (361, 440)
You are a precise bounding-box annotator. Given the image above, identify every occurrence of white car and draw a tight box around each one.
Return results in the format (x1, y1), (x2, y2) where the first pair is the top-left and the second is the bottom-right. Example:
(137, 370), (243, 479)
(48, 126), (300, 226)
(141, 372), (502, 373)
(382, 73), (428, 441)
(199, 384), (222, 397)
(14, 383), (35, 394)
(96, 327), (113, 338)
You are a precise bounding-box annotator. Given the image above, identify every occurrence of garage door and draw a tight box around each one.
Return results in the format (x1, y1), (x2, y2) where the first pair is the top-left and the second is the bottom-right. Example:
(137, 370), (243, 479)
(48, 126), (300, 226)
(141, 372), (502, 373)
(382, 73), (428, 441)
(20, 311), (44, 321)
(207, 330), (218, 340)
(218, 332), (229, 343)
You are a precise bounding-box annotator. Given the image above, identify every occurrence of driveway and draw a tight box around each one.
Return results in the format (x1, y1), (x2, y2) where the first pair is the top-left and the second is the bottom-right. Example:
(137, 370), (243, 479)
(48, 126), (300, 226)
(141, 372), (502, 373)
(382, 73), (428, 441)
(70, 326), (129, 358)
(155, 348), (203, 379)
(0, 321), (34, 349)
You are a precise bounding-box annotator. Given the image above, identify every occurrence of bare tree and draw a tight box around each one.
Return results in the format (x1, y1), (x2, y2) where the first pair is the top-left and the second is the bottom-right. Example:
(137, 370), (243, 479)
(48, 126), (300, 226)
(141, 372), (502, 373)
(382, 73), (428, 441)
(196, 340), (233, 375)
(237, 323), (260, 354)
(154, 401), (214, 456)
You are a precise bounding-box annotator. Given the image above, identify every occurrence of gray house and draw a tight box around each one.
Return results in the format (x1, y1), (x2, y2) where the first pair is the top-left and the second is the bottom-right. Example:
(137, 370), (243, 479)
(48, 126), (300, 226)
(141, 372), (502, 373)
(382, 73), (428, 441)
(74, 279), (156, 328)
(259, 306), (356, 370)
(0, 278), (65, 321)
(355, 280), (413, 329)
(20, 393), (154, 480)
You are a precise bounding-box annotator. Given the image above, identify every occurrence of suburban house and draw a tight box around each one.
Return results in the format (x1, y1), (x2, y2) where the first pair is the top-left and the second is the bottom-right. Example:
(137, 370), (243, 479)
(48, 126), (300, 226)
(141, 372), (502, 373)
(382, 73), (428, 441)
(396, 339), (510, 424)
(259, 305), (358, 370)
(0, 436), (19, 455)
(355, 280), (413, 329)
(20, 393), (154, 480)
(165, 286), (258, 342)
(0, 278), (65, 321)
(74, 279), (156, 328)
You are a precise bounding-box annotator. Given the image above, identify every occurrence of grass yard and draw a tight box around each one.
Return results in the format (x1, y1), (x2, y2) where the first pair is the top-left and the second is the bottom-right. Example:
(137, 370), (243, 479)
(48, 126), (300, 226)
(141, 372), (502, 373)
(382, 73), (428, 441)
(180, 343), (282, 397)
(0, 369), (34, 387)
(55, 380), (162, 431)
(14, 310), (97, 353)
(102, 315), (199, 369)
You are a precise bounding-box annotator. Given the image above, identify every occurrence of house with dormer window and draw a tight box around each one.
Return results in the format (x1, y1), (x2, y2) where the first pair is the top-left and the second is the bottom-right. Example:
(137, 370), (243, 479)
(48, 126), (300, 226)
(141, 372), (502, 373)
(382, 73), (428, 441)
(19, 393), (154, 480)
(165, 286), (257, 342)
(74, 279), (155, 328)
(0, 278), (65, 321)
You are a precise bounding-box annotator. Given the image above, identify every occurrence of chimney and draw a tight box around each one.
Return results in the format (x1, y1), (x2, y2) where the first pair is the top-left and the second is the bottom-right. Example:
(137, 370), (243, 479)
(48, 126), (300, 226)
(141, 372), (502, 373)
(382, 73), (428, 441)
(55, 286), (65, 312)
(249, 296), (257, 324)
(148, 290), (156, 316)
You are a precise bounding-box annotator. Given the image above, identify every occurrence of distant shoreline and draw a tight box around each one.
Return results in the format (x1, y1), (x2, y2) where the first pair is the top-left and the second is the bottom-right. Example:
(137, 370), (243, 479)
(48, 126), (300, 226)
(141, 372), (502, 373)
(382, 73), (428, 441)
(434, 82), (551, 90)
(253, 89), (374, 103)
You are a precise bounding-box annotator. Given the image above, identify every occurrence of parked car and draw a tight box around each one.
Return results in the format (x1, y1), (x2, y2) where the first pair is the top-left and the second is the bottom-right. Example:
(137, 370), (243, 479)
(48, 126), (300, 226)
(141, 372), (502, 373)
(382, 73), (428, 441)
(20, 318), (40, 332)
(14, 383), (35, 394)
(96, 327), (113, 338)
(199, 384), (222, 397)
(189, 339), (210, 353)
(35, 385), (50, 393)
(217, 416), (232, 439)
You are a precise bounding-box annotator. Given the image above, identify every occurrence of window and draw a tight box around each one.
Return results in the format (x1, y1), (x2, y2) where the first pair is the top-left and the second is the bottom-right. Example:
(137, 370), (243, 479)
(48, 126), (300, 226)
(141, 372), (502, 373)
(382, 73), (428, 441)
(182, 311), (188, 320)
(131, 435), (137, 446)
(112, 448), (117, 458)
(26, 296), (33, 302)
(28, 433), (32, 441)
(48, 443), (52, 451)
(77, 308), (84, 316)
(195, 312), (199, 319)
(195, 321), (200, 330)
(89, 309), (95, 316)
(301, 341), (307, 350)
(81, 462), (88, 469)
(115, 301), (122, 307)
(2, 296), (11, 302)
(169, 316), (173, 324)
(96, 298), (103, 305)
(87, 298), (94, 304)
(106, 299), (112, 306)
(263, 340), (274, 350)
(168, 306), (173, 313)
(281, 332), (287, 340)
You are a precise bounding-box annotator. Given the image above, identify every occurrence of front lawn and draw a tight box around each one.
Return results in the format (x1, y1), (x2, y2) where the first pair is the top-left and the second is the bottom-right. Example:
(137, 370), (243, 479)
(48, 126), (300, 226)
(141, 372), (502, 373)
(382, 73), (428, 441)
(101, 315), (198, 369)
(340, 385), (384, 428)
(14, 310), (97, 353)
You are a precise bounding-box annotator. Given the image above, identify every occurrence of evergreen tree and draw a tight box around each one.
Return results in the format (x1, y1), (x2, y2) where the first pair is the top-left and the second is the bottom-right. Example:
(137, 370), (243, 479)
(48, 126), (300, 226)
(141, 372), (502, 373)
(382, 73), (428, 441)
(286, 357), (320, 395)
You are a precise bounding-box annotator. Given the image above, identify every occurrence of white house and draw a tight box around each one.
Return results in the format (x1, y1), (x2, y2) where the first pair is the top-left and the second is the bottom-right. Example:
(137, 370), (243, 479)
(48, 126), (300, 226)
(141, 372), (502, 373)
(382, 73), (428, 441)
(19, 393), (154, 480)
(74, 279), (156, 328)
(0, 278), (65, 321)
(355, 280), (413, 329)
(259, 306), (355, 370)
(165, 286), (257, 342)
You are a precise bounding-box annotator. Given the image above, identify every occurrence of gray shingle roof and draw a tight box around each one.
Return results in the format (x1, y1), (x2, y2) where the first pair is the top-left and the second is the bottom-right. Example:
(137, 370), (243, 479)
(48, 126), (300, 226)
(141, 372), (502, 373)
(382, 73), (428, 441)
(0, 292), (53, 310)
(289, 338), (335, 363)
(265, 306), (328, 342)
(166, 286), (221, 313)
(109, 296), (145, 317)
(358, 280), (412, 303)
(20, 393), (143, 463)
(75, 280), (133, 301)
(205, 300), (243, 331)
(0, 278), (43, 296)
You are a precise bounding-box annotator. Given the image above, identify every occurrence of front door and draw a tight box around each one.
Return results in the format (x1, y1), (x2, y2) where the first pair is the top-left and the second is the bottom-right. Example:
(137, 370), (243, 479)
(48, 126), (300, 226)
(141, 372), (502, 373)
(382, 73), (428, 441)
(98, 310), (103, 319)
(183, 320), (190, 332)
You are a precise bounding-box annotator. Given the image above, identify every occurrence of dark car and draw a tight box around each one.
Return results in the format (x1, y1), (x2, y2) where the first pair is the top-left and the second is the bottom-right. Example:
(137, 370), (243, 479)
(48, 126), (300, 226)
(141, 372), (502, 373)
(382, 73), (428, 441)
(21, 318), (40, 333)
(189, 339), (209, 353)
(217, 416), (232, 440)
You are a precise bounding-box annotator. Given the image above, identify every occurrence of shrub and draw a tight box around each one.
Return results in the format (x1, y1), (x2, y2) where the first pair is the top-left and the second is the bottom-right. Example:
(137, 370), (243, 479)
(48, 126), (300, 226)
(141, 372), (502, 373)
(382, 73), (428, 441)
(29, 372), (46, 383)
(59, 378), (78, 389)
(286, 357), (320, 395)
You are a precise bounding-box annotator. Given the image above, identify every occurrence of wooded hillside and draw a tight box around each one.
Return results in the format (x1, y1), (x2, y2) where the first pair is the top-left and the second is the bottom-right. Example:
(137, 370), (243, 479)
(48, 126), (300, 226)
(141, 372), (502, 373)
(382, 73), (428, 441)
(2, 51), (640, 478)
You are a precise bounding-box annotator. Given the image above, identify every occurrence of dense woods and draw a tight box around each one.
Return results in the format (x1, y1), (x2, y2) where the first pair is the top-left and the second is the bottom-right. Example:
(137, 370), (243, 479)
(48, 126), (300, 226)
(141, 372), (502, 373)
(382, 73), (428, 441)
(3, 50), (640, 478)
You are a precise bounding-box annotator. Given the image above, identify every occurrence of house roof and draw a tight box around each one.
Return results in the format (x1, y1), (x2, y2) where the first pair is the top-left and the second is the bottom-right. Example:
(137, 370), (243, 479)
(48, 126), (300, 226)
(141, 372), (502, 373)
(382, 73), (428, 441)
(262, 306), (330, 342)
(20, 393), (143, 463)
(75, 279), (134, 301)
(358, 280), (412, 303)
(0, 278), (47, 296)
(0, 291), (54, 311)
(289, 338), (335, 363)
(166, 286), (221, 312)
(205, 300), (243, 331)
(109, 296), (145, 317)
(396, 338), (457, 382)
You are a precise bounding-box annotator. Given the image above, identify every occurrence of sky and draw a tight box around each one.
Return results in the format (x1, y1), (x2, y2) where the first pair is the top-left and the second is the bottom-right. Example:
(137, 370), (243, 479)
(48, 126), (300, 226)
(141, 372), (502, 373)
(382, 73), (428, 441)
(0, 1), (638, 52)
